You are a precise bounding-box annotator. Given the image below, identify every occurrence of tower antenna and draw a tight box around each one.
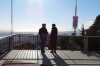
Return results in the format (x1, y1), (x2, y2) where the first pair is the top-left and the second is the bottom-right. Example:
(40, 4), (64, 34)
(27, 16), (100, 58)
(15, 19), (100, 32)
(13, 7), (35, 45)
(11, 0), (13, 35)
(72, 0), (78, 35)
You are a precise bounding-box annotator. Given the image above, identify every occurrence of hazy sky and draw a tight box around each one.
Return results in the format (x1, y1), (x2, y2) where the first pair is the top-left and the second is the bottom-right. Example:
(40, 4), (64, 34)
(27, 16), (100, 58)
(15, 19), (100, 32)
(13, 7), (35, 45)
(0, 0), (100, 32)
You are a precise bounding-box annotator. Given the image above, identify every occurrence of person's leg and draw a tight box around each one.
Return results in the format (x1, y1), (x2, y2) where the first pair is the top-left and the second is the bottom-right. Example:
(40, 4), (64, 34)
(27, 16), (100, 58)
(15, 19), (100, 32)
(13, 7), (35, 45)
(54, 44), (56, 53)
(41, 38), (44, 52)
(41, 38), (46, 53)
(50, 44), (53, 53)
(43, 38), (46, 50)
(42, 40), (45, 52)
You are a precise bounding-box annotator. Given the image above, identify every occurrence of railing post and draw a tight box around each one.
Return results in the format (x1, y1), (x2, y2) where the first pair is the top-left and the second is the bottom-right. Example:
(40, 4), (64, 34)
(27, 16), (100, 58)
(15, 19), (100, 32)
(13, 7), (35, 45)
(19, 35), (20, 49)
(9, 36), (13, 51)
(83, 37), (88, 51)
(37, 35), (39, 64)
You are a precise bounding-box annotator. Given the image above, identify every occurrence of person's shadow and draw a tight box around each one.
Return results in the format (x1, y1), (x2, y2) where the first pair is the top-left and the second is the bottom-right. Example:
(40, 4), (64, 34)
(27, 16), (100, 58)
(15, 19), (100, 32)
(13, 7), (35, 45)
(52, 53), (69, 66)
(41, 53), (53, 66)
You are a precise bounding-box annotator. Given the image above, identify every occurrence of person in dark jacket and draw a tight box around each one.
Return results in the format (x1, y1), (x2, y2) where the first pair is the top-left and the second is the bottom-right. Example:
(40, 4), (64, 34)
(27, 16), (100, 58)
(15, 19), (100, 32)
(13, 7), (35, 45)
(38, 24), (48, 53)
(50, 24), (58, 53)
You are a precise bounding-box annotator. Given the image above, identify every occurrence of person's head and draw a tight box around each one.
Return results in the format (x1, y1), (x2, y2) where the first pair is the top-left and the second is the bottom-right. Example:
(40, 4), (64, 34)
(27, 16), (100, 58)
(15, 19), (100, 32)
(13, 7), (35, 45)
(52, 24), (56, 28)
(42, 23), (46, 27)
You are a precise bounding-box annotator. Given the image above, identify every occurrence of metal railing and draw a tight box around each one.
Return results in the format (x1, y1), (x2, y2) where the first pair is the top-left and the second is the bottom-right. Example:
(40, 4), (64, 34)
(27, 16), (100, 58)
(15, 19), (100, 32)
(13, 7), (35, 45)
(0, 34), (100, 65)
(0, 34), (100, 54)
(12, 34), (84, 51)
(13, 34), (40, 50)
(0, 35), (12, 55)
(12, 35), (100, 51)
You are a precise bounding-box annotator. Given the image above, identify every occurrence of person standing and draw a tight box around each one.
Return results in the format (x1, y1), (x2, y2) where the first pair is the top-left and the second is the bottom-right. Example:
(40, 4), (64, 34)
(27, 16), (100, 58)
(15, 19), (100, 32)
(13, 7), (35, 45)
(38, 24), (48, 53)
(50, 24), (58, 53)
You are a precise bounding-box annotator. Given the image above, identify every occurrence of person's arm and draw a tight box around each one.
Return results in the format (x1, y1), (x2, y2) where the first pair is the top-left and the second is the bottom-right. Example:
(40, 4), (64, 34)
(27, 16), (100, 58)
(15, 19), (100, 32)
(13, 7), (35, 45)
(46, 29), (48, 35)
(38, 28), (41, 35)
(57, 29), (58, 36)
(50, 29), (53, 38)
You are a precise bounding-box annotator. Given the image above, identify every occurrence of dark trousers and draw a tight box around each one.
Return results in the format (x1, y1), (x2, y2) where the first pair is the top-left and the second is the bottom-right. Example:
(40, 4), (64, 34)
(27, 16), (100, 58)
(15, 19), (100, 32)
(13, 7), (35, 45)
(51, 44), (56, 51)
(40, 37), (46, 51)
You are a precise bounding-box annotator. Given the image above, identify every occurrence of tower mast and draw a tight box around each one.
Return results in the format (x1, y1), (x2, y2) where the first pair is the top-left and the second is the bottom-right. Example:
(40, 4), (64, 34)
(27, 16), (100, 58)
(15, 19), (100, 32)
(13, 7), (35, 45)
(73, 0), (78, 35)
(11, 0), (13, 35)
(75, 0), (77, 16)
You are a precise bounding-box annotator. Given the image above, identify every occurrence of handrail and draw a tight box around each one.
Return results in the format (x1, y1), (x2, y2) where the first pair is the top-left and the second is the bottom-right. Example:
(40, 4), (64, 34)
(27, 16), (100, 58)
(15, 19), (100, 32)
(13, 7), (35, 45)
(0, 34), (100, 55)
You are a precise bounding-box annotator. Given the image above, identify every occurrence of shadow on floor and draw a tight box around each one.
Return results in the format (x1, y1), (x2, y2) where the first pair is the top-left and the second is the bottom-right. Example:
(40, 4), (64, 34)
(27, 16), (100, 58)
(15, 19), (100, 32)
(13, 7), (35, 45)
(81, 51), (100, 58)
(41, 53), (53, 66)
(52, 53), (69, 66)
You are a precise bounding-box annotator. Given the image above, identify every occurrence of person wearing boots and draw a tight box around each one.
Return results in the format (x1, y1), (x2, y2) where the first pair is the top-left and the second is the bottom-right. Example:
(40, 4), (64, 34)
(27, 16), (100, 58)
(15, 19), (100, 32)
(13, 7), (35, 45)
(50, 24), (58, 53)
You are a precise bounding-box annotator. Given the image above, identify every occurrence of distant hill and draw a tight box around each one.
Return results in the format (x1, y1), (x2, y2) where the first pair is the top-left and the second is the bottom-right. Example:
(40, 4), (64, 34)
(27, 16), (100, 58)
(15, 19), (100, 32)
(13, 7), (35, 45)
(58, 31), (81, 35)
(0, 31), (81, 37)
(0, 30), (11, 37)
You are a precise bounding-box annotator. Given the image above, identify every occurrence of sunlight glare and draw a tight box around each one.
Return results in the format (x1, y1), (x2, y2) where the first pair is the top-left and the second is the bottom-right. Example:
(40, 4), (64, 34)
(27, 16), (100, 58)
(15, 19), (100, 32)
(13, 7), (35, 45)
(38, 0), (42, 3)
(28, 0), (42, 3)
(28, 0), (34, 4)
(28, 0), (42, 5)
(29, 0), (34, 2)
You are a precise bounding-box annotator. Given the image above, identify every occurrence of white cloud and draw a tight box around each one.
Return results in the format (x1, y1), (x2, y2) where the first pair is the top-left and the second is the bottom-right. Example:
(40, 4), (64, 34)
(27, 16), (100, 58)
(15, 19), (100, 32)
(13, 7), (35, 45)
(84, 20), (94, 28)
(78, 20), (94, 30)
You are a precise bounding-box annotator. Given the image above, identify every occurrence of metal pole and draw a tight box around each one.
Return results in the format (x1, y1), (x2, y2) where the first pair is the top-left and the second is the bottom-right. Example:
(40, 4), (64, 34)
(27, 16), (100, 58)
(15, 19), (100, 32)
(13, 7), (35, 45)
(10, 0), (13, 50)
(74, 28), (76, 35)
(37, 35), (39, 64)
(11, 0), (13, 35)
(75, 0), (77, 16)
(74, 0), (77, 35)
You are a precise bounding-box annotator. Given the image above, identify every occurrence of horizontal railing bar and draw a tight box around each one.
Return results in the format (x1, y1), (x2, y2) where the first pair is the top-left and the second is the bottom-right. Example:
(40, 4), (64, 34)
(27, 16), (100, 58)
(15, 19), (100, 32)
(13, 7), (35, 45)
(1, 34), (100, 40)
(12, 34), (100, 37)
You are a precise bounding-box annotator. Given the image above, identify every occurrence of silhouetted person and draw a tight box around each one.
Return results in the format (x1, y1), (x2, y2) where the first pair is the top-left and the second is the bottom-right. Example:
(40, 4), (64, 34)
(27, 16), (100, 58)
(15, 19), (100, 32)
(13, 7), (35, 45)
(38, 24), (48, 53)
(50, 24), (58, 53)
